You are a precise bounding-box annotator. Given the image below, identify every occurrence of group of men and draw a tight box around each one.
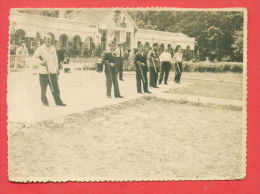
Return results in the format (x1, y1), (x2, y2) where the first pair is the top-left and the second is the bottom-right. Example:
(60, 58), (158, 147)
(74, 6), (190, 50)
(101, 42), (184, 98)
(33, 33), (184, 106)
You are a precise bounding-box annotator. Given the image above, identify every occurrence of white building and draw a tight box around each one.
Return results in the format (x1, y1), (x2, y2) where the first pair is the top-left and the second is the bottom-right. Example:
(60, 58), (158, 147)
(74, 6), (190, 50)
(9, 9), (196, 55)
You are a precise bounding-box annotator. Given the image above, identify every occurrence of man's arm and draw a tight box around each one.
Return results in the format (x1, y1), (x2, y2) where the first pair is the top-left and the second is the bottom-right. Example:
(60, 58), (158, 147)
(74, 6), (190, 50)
(101, 52), (107, 65)
(33, 47), (46, 66)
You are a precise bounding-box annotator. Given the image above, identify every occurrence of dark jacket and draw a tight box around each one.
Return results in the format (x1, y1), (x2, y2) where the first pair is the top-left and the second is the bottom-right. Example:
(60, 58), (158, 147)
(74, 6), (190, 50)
(134, 52), (148, 72)
(148, 49), (160, 68)
(101, 51), (117, 73)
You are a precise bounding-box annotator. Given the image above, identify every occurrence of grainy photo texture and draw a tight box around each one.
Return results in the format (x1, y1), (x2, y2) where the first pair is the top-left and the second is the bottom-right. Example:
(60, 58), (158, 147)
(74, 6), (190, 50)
(8, 8), (247, 182)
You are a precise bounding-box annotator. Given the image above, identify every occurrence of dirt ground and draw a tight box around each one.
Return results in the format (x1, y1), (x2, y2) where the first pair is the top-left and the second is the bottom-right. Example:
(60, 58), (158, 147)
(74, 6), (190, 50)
(8, 96), (244, 182)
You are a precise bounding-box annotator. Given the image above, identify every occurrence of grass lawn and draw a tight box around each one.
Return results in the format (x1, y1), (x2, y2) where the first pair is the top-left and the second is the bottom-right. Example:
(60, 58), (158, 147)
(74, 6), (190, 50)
(168, 73), (243, 100)
(8, 96), (244, 181)
(182, 72), (243, 82)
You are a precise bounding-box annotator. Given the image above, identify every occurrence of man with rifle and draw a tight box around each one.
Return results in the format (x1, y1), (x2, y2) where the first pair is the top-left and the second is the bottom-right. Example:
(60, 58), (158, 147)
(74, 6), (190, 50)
(101, 42), (123, 98)
(134, 43), (151, 94)
(148, 43), (160, 88)
(115, 43), (125, 81)
(33, 33), (66, 106)
(159, 46), (172, 85)
(173, 45), (183, 84)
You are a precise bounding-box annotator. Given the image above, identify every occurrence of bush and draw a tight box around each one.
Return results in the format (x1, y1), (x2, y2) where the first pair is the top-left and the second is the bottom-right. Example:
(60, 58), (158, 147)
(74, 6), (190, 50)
(182, 62), (243, 73)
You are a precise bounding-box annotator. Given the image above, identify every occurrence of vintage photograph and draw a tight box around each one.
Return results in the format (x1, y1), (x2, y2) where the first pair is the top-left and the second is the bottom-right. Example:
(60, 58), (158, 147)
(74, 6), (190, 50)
(8, 8), (246, 182)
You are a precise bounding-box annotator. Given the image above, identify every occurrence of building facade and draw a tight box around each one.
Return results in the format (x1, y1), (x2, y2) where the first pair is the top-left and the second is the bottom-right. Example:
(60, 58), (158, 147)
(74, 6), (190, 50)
(9, 9), (196, 57)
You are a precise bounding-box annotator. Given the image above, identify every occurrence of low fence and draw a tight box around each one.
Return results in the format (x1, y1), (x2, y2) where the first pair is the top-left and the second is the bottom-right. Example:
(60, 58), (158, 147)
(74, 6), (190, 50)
(9, 55), (243, 73)
(9, 55), (29, 69)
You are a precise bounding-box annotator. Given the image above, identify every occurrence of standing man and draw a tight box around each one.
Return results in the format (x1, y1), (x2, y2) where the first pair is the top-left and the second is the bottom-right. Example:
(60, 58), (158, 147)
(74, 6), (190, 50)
(123, 49), (131, 71)
(15, 41), (28, 69)
(148, 43), (160, 88)
(115, 43), (124, 81)
(33, 34), (66, 106)
(173, 45), (183, 84)
(159, 47), (172, 85)
(57, 46), (66, 70)
(102, 42), (123, 98)
(134, 43), (151, 94)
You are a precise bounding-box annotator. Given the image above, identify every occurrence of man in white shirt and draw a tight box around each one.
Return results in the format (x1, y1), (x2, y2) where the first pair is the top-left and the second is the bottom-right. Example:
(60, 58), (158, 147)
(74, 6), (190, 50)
(115, 43), (124, 81)
(33, 34), (66, 106)
(159, 47), (172, 85)
(173, 46), (183, 84)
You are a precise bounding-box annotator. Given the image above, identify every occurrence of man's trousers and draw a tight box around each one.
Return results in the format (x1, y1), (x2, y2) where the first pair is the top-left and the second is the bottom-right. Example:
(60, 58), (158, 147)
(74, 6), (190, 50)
(174, 62), (183, 83)
(105, 69), (121, 97)
(39, 73), (63, 105)
(149, 66), (159, 87)
(116, 58), (124, 80)
(136, 69), (148, 93)
(159, 61), (171, 84)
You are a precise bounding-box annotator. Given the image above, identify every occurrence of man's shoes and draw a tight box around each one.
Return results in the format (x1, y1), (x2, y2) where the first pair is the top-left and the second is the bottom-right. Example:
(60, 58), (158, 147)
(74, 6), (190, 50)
(137, 91), (143, 94)
(145, 91), (151, 94)
(164, 83), (168, 85)
(107, 95), (112, 98)
(154, 86), (159, 88)
(57, 103), (66, 106)
(116, 96), (124, 98)
(43, 103), (49, 106)
(120, 79), (124, 81)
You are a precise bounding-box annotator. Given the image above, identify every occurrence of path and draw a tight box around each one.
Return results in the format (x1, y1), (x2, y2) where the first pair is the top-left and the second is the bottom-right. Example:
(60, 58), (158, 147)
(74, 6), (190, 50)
(8, 70), (242, 123)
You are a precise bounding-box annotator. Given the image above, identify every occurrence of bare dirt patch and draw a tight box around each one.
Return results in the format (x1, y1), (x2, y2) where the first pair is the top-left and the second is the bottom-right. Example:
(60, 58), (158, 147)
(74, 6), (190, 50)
(8, 96), (244, 181)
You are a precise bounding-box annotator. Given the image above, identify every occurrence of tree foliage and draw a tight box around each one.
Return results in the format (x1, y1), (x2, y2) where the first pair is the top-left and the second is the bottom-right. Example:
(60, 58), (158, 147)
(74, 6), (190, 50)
(128, 11), (244, 62)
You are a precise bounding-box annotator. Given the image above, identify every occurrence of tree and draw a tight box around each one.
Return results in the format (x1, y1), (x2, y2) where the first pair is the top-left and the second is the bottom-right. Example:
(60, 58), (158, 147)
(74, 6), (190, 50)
(128, 11), (244, 62)
(232, 31), (243, 62)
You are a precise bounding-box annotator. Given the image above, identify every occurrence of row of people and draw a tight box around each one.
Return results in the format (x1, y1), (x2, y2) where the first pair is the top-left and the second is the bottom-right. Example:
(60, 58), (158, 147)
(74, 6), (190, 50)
(33, 34), (183, 106)
(101, 42), (184, 98)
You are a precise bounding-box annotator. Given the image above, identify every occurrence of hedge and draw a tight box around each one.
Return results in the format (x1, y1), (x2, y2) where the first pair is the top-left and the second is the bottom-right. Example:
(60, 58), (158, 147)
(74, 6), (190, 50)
(64, 58), (244, 73)
(181, 62), (243, 73)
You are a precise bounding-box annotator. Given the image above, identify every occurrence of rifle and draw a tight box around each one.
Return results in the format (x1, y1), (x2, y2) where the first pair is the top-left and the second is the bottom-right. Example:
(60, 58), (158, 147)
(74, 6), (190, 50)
(45, 64), (54, 93)
(106, 60), (113, 84)
(176, 61), (181, 74)
(151, 53), (158, 74)
(39, 56), (54, 93)
(137, 61), (146, 83)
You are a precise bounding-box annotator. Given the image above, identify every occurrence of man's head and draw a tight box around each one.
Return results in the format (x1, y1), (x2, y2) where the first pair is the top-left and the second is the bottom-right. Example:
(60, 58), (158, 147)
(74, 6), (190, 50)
(118, 43), (123, 48)
(153, 43), (158, 51)
(176, 45), (182, 53)
(164, 47), (169, 52)
(138, 43), (144, 52)
(109, 43), (116, 52)
(44, 34), (53, 47)
(20, 42), (26, 48)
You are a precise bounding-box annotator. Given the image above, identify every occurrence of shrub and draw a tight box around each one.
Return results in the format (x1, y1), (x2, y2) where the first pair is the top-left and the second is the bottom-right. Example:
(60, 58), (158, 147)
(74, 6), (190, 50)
(182, 62), (243, 73)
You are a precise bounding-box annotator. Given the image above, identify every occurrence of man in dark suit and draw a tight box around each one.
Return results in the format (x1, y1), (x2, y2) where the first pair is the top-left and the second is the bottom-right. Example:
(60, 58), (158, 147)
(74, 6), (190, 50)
(148, 43), (160, 88)
(57, 46), (66, 70)
(101, 43), (123, 98)
(134, 43), (151, 94)
(115, 43), (124, 81)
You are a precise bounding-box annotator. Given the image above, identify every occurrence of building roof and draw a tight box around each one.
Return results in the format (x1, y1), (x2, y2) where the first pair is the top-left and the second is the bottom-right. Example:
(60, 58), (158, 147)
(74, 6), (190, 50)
(66, 9), (138, 29)
(66, 10), (113, 26)
(136, 28), (195, 43)
(66, 10), (194, 41)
